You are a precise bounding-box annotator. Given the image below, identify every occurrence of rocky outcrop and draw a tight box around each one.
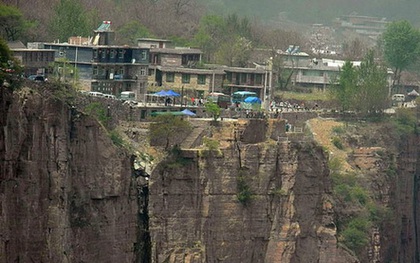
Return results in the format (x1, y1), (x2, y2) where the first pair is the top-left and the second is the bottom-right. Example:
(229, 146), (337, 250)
(148, 119), (358, 263)
(0, 85), (146, 262)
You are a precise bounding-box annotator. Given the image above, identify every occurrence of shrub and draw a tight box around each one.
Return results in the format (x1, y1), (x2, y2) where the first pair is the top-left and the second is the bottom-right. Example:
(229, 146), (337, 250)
(341, 218), (370, 253)
(332, 136), (344, 150)
(109, 130), (124, 147)
(332, 126), (346, 134)
(237, 175), (253, 205)
(84, 102), (110, 125)
(203, 137), (219, 151)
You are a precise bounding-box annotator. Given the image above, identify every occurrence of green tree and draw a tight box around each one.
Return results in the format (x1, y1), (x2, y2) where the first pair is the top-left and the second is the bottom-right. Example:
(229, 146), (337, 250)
(382, 20), (420, 91)
(355, 50), (389, 113)
(0, 3), (33, 41)
(149, 115), (192, 150)
(215, 36), (252, 67)
(116, 21), (153, 45)
(205, 101), (221, 121)
(193, 15), (226, 62)
(49, 0), (91, 42)
(0, 36), (22, 87)
(331, 60), (357, 112)
(193, 13), (253, 64)
(332, 51), (389, 114)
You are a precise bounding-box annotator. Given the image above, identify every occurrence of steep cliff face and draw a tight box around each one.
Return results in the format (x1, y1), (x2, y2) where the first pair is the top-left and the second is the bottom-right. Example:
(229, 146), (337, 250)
(148, 120), (358, 263)
(3, 83), (419, 263)
(0, 85), (145, 262)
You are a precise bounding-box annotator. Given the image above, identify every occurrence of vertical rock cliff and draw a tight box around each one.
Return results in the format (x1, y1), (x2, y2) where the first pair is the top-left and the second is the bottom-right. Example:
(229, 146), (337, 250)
(148, 120), (358, 262)
(0, 85), (145, 262)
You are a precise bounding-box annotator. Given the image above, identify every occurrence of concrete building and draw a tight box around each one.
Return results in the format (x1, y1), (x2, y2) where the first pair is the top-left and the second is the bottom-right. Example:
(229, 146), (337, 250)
(43, 21), (150, 100)
(8, 41), (55, 77)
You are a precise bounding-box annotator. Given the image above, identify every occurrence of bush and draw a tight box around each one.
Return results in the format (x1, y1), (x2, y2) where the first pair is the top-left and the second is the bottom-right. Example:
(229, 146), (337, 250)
(237, 174), (253, 205)
(109, 130), (124, 147)
(332, 126), (346, 134)
(392, 108), (417, 136)
(341, 218), (370, 253)
(84, 102), (110, 125)
(332, 136), (344, 150)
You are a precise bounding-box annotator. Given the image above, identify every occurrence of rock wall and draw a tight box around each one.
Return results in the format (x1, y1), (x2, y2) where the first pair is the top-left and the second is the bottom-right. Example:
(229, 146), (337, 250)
(148, 120), (358, 263)
(0, 85), (145, 263)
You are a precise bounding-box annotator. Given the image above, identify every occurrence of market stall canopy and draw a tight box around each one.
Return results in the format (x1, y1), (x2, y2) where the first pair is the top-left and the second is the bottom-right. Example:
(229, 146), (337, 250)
(181, 109), (196, 116)
(153, 90), (169, 96)
(408, 89), (419, 96)
(244, 96), (262, 104)
(166, 90), (181, 97)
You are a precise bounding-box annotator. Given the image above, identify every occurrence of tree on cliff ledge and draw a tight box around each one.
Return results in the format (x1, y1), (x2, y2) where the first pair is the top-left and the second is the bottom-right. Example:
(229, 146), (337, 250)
(332, 50), (388, 114)
(149, 115), (192, 150)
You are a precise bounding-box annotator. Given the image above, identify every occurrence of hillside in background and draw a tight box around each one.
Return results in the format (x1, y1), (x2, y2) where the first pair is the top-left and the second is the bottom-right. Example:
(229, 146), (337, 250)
(200, 0), (420, 26)
(4, 0), (420, 45)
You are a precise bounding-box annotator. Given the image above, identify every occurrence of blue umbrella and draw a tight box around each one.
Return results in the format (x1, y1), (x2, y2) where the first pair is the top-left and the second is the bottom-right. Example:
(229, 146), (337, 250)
(181, 109), (196, 116)
(244, 96), (262, 104)
(166, 90), (181, 97)
(153, 90), (169, 96)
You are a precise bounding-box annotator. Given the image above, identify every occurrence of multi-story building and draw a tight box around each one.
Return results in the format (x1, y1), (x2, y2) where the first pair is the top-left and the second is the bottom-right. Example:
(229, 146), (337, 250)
(8, 41), (55, 77)
(43, 21), (150, 100)
(141, 38), (268, 98)
(91, 45), (149, 100)
(222, 66), (266, 98)
(139, 38), (224, 98)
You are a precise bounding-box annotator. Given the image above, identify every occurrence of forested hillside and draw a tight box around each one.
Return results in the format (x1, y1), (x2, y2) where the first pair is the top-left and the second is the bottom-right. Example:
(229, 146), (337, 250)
(201, 0), (420, 25)
(3, 0), (420, 45)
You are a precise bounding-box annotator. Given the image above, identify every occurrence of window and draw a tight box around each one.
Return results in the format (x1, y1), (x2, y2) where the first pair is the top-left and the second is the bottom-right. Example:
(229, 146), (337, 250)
(110, 49), (115, 59)
(140, 67), (147, 76)
(118, 49), (124, 59)
(255, 74), (262, 84)
(166, 72), (174, 82)
(93, 50), (98, 59)
(182, 74), (190, 83)
(93, 66), (98, 76)
(101, 49), (106, 59)
(141, 50), (147, 60)
(197, 75), (206, 85)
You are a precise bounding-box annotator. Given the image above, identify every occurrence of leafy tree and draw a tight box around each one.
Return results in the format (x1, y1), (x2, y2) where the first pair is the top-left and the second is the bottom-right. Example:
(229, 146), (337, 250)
(215, 36), (252, 67)
(331, 51), (388, 114)
(193, 13), (254, 64)
(354, 50), (389, 113)
(0, 36), (22, 88)
(116, 20), (153, 45)
(381, 20), (420, 91)
(205, 101), (221, 121)
(149, 115), (192, 150)
(0, 3), (33, 41)
(49, 0), (91, 42)
(193, 15), (226, 62)
(331, 60), (357, 112)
